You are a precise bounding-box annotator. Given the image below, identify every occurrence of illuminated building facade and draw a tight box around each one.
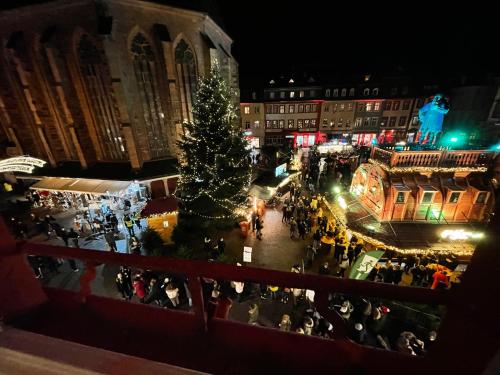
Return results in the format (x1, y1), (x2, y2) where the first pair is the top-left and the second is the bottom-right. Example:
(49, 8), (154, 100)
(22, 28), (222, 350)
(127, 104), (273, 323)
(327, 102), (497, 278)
(351, 147), (495, 222)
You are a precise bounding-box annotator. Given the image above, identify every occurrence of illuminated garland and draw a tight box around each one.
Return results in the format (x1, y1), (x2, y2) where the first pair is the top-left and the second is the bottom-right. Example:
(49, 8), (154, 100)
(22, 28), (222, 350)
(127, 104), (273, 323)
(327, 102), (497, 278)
(322, 198), (475, 256)
(144, 211), (178, 219)
(368, 158), (488, 173)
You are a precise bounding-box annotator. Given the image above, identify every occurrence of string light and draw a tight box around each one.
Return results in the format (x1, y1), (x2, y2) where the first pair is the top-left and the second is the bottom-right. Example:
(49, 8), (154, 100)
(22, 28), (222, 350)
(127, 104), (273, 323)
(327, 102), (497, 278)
(368, 158), (488, 173)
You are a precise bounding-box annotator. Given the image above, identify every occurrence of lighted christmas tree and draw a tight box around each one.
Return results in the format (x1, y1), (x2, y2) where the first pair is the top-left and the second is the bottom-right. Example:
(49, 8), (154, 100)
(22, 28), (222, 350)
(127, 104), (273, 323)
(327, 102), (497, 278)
(174, 65), (251, 239)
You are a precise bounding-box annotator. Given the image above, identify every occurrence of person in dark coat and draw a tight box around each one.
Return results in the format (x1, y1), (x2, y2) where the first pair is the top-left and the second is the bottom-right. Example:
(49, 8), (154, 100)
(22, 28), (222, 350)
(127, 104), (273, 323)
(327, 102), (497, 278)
(217, 238), (226, 255)
(319, 262), (330, 275)
(298, 221), (306, 240)
(68, 228), (80, 247)
(144, 278), (165, 305)
(116, 272), (133, 300)
(60, 228), (69, 247)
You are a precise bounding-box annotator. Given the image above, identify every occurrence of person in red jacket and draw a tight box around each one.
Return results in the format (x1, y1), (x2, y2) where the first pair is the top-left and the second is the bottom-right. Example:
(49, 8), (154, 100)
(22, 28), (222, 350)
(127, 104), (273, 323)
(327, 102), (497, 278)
(133, 275), (147, 302)
(431, 270), (449, 290)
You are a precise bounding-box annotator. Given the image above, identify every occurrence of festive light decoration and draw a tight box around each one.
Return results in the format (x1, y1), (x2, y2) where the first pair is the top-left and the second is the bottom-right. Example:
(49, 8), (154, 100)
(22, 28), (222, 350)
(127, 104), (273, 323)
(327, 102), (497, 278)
(322, 198), (475, 256)
(0, 156), (46, 173)
(368, 158), (488, 173)
(440, 229), (484, 241)
(175, 65), (252, 221)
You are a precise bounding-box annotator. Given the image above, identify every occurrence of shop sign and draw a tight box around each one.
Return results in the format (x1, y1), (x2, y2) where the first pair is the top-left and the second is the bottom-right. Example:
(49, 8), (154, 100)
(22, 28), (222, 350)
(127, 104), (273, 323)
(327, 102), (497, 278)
(0, 156), (46, 173)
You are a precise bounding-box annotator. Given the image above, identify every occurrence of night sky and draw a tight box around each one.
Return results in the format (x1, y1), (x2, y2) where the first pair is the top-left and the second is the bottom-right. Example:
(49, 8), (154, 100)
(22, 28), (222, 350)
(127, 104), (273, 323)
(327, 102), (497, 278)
(2, 0), (498, 87)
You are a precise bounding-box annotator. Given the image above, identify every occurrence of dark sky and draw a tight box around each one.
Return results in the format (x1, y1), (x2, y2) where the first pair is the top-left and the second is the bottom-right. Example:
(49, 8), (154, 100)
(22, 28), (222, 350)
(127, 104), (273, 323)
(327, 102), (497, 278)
(214, 1), (499, 87)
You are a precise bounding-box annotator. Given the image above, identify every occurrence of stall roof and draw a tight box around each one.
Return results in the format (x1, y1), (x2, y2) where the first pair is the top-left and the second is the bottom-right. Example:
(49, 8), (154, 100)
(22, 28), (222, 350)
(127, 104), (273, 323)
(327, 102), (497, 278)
(30, 177), (131, 196)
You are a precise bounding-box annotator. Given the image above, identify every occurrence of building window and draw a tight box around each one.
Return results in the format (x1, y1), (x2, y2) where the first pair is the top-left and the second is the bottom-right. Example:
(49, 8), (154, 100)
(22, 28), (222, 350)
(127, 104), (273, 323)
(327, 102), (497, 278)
(299, 91), (304, 98)
(280, 91), (285, 99)
(324, 105), (329, 112)
(305, 104), (311, 112)
(265, 120), (271, 128)
(363, 88), (370, 96)
(363, 117), (370, 127)
(422, 192), (434, 204)
(271, 105), (277, 114)
(297, 119), (303, 128)
(373, 88), (379, 96)
(132, 33), (170, 158)
(346, 119), (351, 127)
(339, 103), (345, 111)
(288, 119), (294, 128)
(245, 121), (250, 129)
(384, 101), (392, 110)
(449, 192), (460, 203)
(371, 118), (378, 127)
(311, 104), (317, 112)
(322, 119), (328, 127)
(349, 88), (355, 96)
(416, 98), (423, 108)
(269, 91), (275, 99)
(254, 106), (260, 114)
(389, 117), (397, 127)
(357, 103), (364, 112)
(265, 105), (271, 114)
(398, 116), (407, 127)
(254, 120), (260, 128)
(330, 119), (335, 127)
(374, 102), (381, 111)
(289, 104), (295, 113)
(347, 103), (353, 111)
(403, 100), (411, 110)
(366, 102), (372, 112)
(396, 192), (406, 203)
(304, 119), (310, 127)
(279, 105), (285, 114)
(390, 87), (398, 96)
(355, 118), (362, 127)
(272, 120), (278, 128)
(311, 119), (316, 126)
(341, 88), (347, 97)
(476, 192), (488, 204)
(393, 101), (400, 110)
(411, 116), (419, 125)
(290, 91), (295, 98)
(310, 90), (316, 97)
(325, 89), (331, 97)
(402, 86), (409, 95)
(244, 106), (250, 114)
(298, 104), (304, 113)
(333, 89), (339, 97)
(333, 103), (338, 112)
(337, 118), (343, 127)
(252, 91), (257, 100)
(380, 117), (388, 127)
(279, 119), (284, 128)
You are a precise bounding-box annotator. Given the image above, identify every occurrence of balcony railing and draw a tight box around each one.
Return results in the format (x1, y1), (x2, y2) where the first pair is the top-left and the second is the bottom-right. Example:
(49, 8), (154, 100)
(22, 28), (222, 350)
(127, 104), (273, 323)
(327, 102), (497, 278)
(0, 212), (499, 374)
(371, 147), (494, 169)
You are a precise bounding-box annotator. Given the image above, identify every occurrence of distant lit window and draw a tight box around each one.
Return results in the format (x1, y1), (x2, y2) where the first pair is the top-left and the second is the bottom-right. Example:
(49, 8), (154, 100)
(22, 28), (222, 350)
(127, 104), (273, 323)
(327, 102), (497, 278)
(333, 89), (339, 97)
(398, 116), (407, 126)
(449, 192), (460, 203)
(298, 104), (304, 113)
(288, 119), (294, 128)
(346, 119), (351, 127)
(279, 105), (285, 114)
(311, 119), (316, 126)
(305, 104), (311, 112)
(363, 118), (370, 127)
(396, 192), (406, 203)
(324, 105), (329, 112)
(290, 91), (295, 98)
(252, 92), (257, 100)
(476, 192), (488, 204)
(272, 120), (278, 128)
(330, 119), (335, 127)
(341, 88), (347, 97)
(366, 102), (373, 112)
(393, 101), (400, 110)
(289, 104), (295, 113)
(254, 120), (260, 128)
(266, 120), (271, 128)
(273, 105), (279, 114)
(389, 117), (397, 127)
(380, 117), (388, 127)
(322, 119), (328, 127)
(339, 103), (345, 111)
(297, 119), (303, 128)
(374, 102), (381, 111)
(355, 118), (362, 127)
(403, 100), (411, 110)
(310, 90), (316, 96)
(304, 119), (310, 127)
(244, 106), (250, 114)
(311, 104), (317, 112)
(266, 105), (272, 114)
(371, 118), (378, 127)
(325, 89), (331, 97)
(337, 118), (343, 127)
(385, 101), (392, 110)
(411, 116), (419, 125)
(363, 88), (370, 96)
(299, 91), (304, 98)
(422, 192), (434, 204)
(279, 120), (284, 128)
(280, 91), (285, 99)
(373, 88), (379, 96)
(349, 88), (355, 96)
(270, 91), (275, 99)
(333, 103), (338, 112)
(347, 103), (353, 111)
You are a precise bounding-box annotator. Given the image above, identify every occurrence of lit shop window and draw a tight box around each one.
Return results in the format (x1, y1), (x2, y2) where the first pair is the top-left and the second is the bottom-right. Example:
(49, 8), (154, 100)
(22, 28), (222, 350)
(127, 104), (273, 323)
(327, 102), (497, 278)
(244, 106), (250, 114)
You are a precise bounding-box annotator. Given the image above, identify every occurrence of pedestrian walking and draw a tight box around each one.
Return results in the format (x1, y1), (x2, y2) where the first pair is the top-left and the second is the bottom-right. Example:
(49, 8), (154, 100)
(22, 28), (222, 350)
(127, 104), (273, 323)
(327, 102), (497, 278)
(68, 228), (79, 247)
(338, 255), (350, 278)
(133, 275), (147, 303)
(165, 283), (180, 307)
(256, 215), (263, 240)
(134, 212), (143, 230)
(116, 272), (132, 300)
(105, 230), (118, 252)
(251, 211), (257, 232)
(248, 303), (259, 325)
(124, 215), (135, 236)
(60, 228), (69, 247)
(217, 238), (225, 254)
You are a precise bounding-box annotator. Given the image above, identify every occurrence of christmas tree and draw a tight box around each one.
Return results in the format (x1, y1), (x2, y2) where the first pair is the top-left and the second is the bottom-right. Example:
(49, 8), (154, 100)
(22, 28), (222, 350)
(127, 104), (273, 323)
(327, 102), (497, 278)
(175, 66), (251, 239)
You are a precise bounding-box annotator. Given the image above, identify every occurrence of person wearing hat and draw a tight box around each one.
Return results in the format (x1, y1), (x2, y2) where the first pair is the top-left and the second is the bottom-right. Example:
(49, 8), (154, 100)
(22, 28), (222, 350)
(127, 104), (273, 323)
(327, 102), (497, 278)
(279, 314), (292, 332)
(339, 300), (353, 320)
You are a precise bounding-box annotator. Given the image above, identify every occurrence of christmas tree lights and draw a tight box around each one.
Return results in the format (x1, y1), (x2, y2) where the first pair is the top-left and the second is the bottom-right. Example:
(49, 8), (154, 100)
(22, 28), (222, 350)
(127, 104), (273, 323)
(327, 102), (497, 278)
(175, 65), (252, 223)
